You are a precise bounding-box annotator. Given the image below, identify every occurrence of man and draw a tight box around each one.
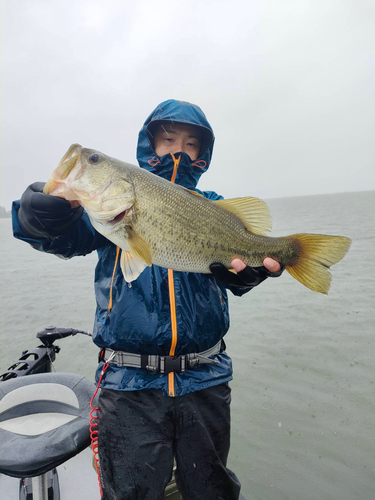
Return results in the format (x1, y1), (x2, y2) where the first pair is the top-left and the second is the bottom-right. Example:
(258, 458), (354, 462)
(12, 100), (282, 500)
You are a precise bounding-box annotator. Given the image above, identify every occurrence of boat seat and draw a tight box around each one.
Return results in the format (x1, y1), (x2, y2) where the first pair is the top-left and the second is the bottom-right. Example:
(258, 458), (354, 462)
(0, 372), (97, 478)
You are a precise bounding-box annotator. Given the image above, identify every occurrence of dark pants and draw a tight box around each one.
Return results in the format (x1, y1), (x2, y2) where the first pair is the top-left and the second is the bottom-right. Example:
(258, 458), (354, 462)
(98, 383), (241, 500)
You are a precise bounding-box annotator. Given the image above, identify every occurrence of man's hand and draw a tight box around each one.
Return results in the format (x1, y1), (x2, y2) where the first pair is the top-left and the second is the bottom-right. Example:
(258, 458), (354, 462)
(18, 182), (83, 239)
(209, 257), (284, 288)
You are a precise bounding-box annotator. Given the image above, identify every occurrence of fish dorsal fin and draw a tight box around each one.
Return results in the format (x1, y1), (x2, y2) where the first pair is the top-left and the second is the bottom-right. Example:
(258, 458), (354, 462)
(214, 197), (272, 235)
(180, 187), (205, 197)
(120, 229), (152, 282)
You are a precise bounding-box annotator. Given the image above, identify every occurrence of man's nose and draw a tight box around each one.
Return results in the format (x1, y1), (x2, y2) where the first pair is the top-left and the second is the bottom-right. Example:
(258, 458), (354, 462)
(172, 139), (184, 154)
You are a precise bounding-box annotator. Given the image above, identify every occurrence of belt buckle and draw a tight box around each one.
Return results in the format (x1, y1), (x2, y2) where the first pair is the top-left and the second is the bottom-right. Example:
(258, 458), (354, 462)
(163, 355), (186, 374)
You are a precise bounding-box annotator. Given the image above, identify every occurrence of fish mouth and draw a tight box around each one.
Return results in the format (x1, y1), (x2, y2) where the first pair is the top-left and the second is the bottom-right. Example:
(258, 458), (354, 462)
(44, 144), (82, 195)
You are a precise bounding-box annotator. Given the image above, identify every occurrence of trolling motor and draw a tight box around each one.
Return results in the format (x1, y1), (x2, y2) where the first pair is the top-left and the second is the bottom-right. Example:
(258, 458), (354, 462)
(0, 326), (91, 381)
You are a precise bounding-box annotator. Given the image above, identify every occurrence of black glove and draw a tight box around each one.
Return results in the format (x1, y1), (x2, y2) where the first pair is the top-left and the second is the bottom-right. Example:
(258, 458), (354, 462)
(18, 182), (84, 239)
(210, 262), (284, 289)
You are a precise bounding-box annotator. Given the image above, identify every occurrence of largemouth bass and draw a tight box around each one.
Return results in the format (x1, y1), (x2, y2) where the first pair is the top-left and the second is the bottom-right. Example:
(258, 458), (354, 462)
(44, 144), (351, 294)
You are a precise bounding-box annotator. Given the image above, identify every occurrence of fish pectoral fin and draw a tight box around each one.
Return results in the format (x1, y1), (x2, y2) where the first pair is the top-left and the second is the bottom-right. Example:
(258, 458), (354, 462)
(128, 229), (152, 266)
(214, 197), (272, 235)
(118, 230), (152, 283)
(120, 251), (149, 283)
(119, 229), (152, 282)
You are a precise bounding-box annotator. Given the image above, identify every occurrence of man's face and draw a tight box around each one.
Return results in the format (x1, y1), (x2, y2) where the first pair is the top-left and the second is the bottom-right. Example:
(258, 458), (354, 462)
(152, 122), (201, 161)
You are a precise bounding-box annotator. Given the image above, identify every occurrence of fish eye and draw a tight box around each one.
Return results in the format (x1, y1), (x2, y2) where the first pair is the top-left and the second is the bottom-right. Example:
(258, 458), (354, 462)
(88, 153), (100, 163)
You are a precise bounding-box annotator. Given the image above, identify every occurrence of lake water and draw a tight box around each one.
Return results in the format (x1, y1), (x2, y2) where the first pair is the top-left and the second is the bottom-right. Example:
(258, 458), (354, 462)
(0, 191), (374, 500)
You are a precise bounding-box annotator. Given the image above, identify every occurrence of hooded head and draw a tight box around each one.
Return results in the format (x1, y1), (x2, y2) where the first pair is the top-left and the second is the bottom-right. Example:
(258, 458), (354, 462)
(136, 100), (215, 189)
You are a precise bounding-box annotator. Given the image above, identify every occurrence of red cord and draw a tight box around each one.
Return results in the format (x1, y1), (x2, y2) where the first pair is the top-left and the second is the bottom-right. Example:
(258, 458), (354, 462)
(90, 361), (110, 498)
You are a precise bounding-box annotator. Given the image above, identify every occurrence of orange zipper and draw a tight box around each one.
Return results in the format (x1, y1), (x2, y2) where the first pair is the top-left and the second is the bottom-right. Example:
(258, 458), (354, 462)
(167, 153), (181, 397)
(108, 246), (121, 313)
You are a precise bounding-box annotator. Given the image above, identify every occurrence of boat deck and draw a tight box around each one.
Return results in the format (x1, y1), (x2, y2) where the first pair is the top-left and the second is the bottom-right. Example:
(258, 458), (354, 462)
(0, 447), (247, 499)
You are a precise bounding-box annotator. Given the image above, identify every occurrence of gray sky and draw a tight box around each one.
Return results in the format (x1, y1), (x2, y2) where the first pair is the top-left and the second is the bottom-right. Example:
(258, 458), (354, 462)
(2, 0), (375, 210)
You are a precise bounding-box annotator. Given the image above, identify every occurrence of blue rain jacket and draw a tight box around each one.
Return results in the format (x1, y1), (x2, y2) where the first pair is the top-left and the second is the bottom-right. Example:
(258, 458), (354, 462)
(12, 99), (251, 397)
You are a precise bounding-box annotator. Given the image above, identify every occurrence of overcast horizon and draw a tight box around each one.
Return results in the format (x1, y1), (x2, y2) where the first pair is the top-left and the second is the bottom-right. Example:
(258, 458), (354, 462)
(2, 0), (375, 211)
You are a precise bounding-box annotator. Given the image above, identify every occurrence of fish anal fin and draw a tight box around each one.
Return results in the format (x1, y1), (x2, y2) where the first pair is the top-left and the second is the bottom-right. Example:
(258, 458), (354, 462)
(214, 197), (272, 235)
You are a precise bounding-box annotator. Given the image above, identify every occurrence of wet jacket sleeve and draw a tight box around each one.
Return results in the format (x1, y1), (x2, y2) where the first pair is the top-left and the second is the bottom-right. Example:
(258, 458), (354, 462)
(12, 199), (107, 258)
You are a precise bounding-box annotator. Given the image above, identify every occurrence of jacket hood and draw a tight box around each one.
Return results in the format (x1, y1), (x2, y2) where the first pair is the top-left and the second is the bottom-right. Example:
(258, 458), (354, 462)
(136, 100), (215, 189)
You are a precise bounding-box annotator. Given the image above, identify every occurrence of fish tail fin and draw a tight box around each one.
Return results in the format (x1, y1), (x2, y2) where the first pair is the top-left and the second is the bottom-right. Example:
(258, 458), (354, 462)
(285, 234), (351, 294)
